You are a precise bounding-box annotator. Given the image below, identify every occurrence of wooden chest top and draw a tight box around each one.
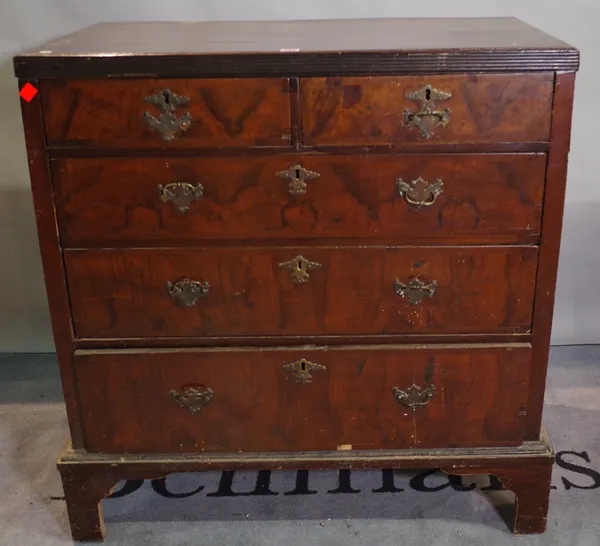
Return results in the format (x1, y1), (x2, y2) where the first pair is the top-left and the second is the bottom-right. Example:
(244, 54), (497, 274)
(14, 18), (579, 78)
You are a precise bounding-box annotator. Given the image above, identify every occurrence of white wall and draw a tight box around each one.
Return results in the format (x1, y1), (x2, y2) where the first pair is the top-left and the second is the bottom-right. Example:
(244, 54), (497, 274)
(0, 1), (596, 351)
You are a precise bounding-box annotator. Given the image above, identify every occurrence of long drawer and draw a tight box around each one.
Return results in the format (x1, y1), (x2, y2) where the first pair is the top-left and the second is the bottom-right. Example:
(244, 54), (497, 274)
(53, 154), (546, 247)
(75, 344), (532, 453)
(64, 246), (538, 339)
(301, 74), (553, 145)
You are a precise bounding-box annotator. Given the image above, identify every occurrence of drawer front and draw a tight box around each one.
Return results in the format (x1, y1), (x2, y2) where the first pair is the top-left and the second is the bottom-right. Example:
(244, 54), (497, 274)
(75, 344), (531, 453)
(41, 78), (291, 147)
(301, 74), (553, 145)
(65, 246), (537, 338)
(53, 154), (546, 247)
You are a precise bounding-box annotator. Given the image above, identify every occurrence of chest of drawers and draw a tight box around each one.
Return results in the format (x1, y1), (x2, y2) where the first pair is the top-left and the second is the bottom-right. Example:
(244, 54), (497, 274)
(14, 18), (579, 540)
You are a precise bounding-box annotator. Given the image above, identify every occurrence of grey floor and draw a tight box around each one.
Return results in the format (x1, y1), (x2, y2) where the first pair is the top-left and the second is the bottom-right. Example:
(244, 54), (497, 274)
(1, 347), (599, 545)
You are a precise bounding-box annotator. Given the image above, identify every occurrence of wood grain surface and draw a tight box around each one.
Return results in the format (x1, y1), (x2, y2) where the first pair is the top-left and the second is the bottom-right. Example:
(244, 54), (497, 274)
(301, 75), (553, 145)
(41, 78), (291, 148)
(74, 344), (531, 453)
(64, 246), (538, 338)
(53, 154), (546, 247)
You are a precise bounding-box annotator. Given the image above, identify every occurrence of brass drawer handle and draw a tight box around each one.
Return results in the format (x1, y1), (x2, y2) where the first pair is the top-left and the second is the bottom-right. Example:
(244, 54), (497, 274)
(158, 182), (204, 213)
(283, 358), (326, 384)
(278, 255), (322, 284)
(170, 386), (213, 414)
(403, 84), (452, 140)
(166, 278), (210, 307)
(144, 89), (192, 141)
(392, 384), (435, 412)
(276, 164), (320, 196)
(393, 277), (437, 305)
(397, 177), (443, 208)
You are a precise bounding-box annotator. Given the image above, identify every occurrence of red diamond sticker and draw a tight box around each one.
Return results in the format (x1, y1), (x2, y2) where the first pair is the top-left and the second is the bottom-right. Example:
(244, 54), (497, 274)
(19, 83), (38, 102)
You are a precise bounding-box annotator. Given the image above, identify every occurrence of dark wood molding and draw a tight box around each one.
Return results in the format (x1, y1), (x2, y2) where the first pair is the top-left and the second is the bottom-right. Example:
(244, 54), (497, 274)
(45, 141), (550, 158)
(57, 429), (553, 540)
(60, 427), (552, 466)
(59, 237), (541, 249)
(14, 49), (579, 79)
(73, 333), (531, 350)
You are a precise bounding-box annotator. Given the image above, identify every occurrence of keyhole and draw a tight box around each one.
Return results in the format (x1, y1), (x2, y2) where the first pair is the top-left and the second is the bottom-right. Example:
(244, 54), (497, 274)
(425, 87), (431, 101)
(295, 168), (301, 179)
(163, 90), (170, 105)
(297, 259), (303, 270)
(300, 360), (307, 371)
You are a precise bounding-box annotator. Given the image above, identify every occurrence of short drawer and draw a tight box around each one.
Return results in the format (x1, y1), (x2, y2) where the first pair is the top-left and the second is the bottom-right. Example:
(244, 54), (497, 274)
(301, 74), (553, 145)
(41, 78), (291, 147)
(75, 344), (532, 453)
(64, 246), (537, 339)
(53, 154), (546, 247)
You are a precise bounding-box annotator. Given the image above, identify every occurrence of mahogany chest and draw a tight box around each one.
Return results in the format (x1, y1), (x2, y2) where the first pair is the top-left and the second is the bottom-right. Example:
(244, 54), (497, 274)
(14, 18), (579, 540)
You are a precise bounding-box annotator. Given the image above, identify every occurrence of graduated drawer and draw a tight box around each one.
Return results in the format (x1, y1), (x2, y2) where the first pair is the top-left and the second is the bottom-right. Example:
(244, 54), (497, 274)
(64, 246), (537, 339)
(41, 78), (291, 148)
(301, 74), (553, 145)
(75, 344), (532, 453)
(53, 154), (546, 247)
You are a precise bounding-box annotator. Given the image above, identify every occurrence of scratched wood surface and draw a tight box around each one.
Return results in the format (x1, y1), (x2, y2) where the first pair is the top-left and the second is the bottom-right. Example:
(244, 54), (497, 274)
(64, 246), (538, 338)
(41, 78), (292, 147)
(18, 19), (574, 57)
(53, 154), (546, 247)
(56, 434), (553, 540)
(74, 344), (531, 453)
(301, 74), (554, 145)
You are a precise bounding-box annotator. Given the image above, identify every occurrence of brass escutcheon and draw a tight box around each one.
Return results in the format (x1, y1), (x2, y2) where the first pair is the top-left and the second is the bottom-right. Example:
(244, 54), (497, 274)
(392, 384), (435, 412)
(276, 164), (320, 196)
(278, 255), (322, 284)
(283, 358), (326, 384)
(403, 84), (452, 140)
(158, 182), (204, 213)
(170, 386), (213, 414)
(144, 89), (192, 141)
(396, 177), (444, 209)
